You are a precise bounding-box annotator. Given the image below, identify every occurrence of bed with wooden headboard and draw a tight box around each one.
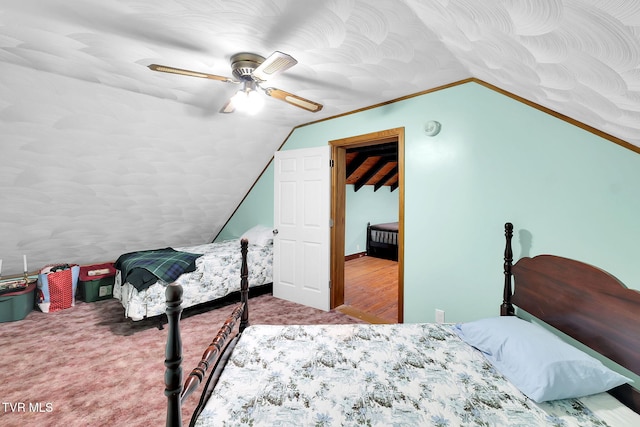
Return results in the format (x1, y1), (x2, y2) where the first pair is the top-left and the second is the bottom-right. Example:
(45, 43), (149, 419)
(500, 222), (640, 411)
(164, 224), (639, 426)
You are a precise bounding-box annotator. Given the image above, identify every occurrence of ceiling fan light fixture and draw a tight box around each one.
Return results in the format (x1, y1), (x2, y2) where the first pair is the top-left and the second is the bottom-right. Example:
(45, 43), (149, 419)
(231, 81), (264, 115)
(245, 89), (264, 115)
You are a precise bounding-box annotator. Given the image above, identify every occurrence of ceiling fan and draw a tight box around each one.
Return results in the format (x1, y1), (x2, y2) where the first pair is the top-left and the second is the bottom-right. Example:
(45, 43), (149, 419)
(148, 51), (323, 114)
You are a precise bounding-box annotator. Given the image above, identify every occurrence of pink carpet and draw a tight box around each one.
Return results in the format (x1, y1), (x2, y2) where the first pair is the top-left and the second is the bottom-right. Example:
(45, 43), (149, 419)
(0, 294), (362, 426)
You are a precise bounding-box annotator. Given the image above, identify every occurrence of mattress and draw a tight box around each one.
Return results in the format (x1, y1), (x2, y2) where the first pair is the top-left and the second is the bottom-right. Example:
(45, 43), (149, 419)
(369, 221), (398, 232)
(193, 323), (637, 426)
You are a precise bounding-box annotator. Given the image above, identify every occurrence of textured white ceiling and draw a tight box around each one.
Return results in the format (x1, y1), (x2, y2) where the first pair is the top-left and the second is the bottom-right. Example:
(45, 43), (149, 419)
(1, 0), (639, 274)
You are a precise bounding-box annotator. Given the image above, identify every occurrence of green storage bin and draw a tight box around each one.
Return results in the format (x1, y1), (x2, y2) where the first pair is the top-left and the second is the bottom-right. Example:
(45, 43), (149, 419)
(0, 281), (35, 323)
(78, 263), (116, 302)
(79, 277), (114, 302)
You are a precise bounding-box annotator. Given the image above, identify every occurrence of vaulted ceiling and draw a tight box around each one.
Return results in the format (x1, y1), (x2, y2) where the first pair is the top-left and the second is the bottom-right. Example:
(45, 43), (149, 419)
(2, 0), (640, 272)
(3, 0), (639, 148)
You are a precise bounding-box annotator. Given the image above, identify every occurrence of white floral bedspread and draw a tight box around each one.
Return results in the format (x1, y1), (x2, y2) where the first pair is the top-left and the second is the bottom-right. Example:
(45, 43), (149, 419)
(194, 323), (617, 426)
(113, 240), (272, 320)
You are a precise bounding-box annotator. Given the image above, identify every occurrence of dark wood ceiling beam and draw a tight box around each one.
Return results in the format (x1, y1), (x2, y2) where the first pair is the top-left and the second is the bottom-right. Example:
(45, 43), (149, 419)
(354, 158), (390, 192)
(346, 153), (368, 178)
(345, 141), (398, 189)
(374, 167), (398, 191)
(347, 153), (396, 180)
(349, 151), (397, 163)
(346, 143), (396, 157)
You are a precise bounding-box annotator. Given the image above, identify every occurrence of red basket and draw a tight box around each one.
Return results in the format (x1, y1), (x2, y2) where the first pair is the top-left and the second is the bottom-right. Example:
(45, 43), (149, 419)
(37, 264), (79, 313)
(47, 269), (74, 312)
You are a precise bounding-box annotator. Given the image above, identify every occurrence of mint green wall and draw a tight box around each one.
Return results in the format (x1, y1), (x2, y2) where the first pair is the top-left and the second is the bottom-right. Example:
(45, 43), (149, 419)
(215, 166), (275, 241)
(345, 185), (399, 255)
(217, 82), (640, 325)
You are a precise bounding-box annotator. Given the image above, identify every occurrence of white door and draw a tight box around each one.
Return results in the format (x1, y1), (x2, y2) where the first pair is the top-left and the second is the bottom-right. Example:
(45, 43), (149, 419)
(273, 146), (330, 311)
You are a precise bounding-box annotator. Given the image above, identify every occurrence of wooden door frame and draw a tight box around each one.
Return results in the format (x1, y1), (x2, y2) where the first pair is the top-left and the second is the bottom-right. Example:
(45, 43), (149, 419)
(329, 127), (405, 323)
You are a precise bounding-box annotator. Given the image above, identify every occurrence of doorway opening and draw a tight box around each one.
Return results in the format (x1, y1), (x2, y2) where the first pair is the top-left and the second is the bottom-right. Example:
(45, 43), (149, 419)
(329, 127), (404, 323)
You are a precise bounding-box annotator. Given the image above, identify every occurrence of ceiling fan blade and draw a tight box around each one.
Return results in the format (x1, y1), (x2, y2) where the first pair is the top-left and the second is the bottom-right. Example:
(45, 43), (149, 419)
(251, 51), (297, 82)
(264, 87), (323, 112)
(148, 64), (236, 83)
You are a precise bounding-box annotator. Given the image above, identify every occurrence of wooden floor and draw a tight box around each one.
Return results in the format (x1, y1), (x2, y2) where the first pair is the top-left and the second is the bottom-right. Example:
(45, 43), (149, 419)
(337, 255), (398, 324)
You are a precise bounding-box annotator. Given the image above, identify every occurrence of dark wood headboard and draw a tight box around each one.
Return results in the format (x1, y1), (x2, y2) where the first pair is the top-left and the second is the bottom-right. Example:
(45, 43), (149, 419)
(501, 222), (640, 413)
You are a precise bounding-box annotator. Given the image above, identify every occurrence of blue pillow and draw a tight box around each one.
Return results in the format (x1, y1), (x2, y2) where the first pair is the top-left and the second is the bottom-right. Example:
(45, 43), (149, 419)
(453, 316), (631, 402)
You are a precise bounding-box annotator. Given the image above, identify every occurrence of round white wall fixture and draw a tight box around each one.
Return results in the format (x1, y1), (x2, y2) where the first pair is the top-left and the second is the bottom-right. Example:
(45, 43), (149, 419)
(425, 120), (441, 136)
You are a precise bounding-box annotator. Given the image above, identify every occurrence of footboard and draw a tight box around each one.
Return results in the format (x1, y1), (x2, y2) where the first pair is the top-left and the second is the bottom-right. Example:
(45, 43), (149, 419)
(366, 221), (399, 261)
(165, 238), (250, 427)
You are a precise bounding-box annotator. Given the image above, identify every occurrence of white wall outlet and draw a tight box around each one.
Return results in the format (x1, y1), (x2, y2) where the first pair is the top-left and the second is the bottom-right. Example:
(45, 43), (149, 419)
(435, 309), (445, 324)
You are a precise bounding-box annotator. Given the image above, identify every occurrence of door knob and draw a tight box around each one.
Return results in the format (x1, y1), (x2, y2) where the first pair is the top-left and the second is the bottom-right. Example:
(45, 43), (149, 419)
(273, 229), (278, 235)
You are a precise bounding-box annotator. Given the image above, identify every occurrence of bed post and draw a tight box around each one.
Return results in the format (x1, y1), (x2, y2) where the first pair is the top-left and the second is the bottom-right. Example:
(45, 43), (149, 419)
(500, 222), (515, 316)
(165, 283), (184, 427)
(240, 238), (249, 332)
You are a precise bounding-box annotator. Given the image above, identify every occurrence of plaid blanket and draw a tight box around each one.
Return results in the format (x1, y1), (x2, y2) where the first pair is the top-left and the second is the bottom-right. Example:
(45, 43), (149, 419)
(114, 247), (203, 291)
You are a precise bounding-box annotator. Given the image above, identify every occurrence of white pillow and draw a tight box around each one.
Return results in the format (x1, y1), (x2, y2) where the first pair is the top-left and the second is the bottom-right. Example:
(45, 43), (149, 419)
(240, 225), (273, 246)
(454, 316), (630, 402)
